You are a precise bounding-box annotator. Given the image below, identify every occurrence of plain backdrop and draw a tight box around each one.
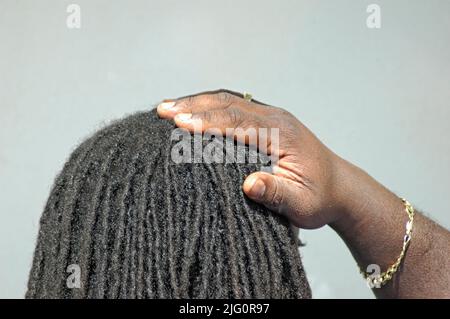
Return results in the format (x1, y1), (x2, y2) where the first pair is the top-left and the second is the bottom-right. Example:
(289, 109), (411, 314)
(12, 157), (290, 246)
(1, 0), (449, 298)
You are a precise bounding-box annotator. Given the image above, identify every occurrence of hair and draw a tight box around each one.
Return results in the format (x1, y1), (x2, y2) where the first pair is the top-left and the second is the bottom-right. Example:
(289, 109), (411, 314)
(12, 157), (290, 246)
(26, 109), (311, 299)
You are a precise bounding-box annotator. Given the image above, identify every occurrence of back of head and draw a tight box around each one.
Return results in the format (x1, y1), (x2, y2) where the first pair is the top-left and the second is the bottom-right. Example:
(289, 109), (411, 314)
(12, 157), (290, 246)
(26, 109), (311, 298)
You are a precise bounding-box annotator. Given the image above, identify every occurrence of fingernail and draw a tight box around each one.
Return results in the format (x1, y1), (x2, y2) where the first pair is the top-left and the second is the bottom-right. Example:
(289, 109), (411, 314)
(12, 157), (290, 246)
(158, 101), (176, 110)
(247, 177), (266, 198)
(176, 113), (193, 122)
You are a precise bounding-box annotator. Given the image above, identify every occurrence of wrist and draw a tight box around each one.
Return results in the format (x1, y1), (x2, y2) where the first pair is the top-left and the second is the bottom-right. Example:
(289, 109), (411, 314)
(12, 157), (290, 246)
(329, 156), (410, 272)
(329, 156), (400, 237)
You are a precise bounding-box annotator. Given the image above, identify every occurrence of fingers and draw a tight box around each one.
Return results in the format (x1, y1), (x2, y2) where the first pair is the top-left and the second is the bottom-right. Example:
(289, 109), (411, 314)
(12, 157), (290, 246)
(157, 90), (243, 119)
(157, 89), (280, 154)
(243, 172), (306, 226)
(173, 107), (244, 134)
(172, 108), (279, 151)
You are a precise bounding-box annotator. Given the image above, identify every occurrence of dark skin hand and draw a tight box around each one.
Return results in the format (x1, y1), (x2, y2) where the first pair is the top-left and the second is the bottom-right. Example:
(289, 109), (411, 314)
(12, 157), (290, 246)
(157, 89), (450, 298)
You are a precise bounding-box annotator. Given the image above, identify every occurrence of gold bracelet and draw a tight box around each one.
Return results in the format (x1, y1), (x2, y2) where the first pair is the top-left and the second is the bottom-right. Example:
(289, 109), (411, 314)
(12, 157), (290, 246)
(360, 198), (415, 287)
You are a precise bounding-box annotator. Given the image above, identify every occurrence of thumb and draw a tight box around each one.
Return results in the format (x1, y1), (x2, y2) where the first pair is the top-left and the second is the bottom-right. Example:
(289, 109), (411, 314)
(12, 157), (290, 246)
(243, 172), (303, 222)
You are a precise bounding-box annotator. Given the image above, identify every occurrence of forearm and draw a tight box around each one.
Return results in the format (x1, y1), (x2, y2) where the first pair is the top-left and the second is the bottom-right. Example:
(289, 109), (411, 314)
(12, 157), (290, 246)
(330, 157), (450, 298)
(157, 91), (450, 298)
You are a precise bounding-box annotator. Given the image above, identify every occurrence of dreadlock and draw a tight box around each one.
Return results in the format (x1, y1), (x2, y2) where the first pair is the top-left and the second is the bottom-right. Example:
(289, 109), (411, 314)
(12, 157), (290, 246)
(26, 109), (311, 298)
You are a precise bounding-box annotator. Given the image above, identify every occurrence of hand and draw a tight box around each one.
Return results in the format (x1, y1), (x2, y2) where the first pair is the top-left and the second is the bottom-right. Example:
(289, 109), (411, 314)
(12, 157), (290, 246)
(158, 89), (450, 298)
(157, 89), (351, 229)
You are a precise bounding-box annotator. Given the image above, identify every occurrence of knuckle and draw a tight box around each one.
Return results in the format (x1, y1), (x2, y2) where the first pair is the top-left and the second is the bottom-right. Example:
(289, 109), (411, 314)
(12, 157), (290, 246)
(181, 95), (196, 110)
(269, 179), (284, 211)
(247, 114), (263, 127)
(273, 106), (293, 118)
(216, 91), (234, 106)
(267, 107), (298, 130)
(227, 108), (242, 127)
(201, 111), (213, 123)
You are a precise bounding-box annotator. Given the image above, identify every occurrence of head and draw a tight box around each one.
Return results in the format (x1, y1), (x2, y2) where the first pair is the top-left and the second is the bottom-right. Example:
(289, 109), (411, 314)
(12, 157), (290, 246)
(26, 109), (310, 298)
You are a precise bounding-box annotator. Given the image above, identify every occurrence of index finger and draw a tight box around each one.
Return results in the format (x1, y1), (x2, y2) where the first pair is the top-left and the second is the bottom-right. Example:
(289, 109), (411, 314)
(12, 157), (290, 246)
(157, 89), (241, 119)
(157, 89), (268, 119)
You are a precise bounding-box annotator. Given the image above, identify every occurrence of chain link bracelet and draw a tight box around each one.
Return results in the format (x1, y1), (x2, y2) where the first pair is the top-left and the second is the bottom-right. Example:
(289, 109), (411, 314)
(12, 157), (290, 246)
(360, 198), (415, 287)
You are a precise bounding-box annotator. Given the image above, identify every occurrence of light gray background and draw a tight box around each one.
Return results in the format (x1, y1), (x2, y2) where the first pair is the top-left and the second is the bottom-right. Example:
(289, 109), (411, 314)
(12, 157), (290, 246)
(1, 0), (449, 298)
